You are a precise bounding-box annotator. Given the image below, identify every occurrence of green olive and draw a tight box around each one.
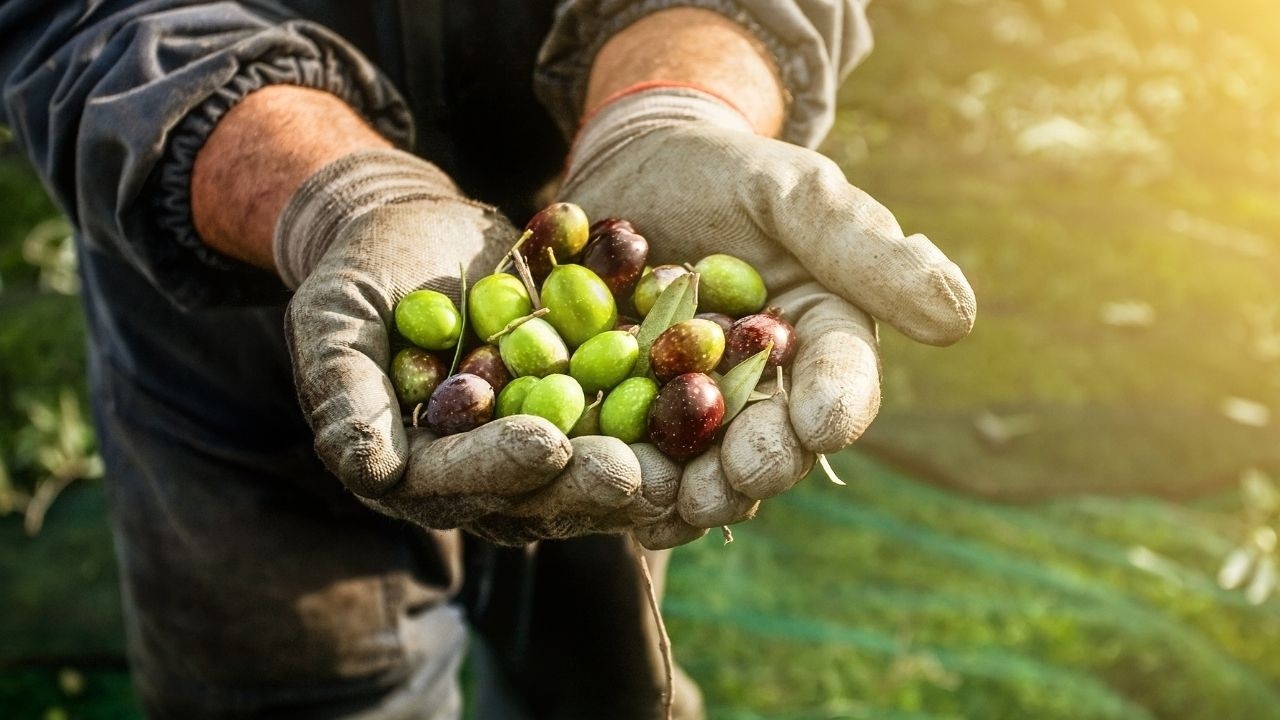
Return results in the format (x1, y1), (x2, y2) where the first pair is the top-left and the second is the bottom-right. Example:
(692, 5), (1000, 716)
(541, 264), (618, 348)
(569, 330), (639, 395)
(521, 374), (586, 434)
(599, 376), (660, 444)
(496, 375), (540, 418)
(498, 317), (570, 378)
(631, 265), (690, 318)
(395, 289), (462, 350)
(693, 254), (767, 317)
(469, 273), (532, 342)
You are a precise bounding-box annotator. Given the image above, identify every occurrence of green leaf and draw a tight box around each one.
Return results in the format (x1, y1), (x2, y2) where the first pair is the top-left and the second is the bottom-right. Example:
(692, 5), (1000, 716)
(448, 264), (468, 376)
(633, 273), (697, 377)
(719, 344), (771, 423)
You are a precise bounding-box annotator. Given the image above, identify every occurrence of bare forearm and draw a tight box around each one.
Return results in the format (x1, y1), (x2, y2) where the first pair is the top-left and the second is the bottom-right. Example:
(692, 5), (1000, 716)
(584, 8), (786, 137)
(191, 85), (392, 269)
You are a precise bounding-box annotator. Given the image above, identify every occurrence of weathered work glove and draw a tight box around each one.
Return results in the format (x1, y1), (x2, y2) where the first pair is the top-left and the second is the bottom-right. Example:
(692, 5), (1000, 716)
(560, 88), (977, 544)
(278, 149), (652, 544)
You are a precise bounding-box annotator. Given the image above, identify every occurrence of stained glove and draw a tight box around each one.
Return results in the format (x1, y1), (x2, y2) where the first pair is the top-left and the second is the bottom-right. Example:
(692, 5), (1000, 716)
(278, 149), (649, 544)
(560, 87), (977, 539)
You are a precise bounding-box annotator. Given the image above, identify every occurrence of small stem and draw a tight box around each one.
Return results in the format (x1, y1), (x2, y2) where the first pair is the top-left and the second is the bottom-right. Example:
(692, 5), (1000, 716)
(495, 229), (532, 275)
(818, 453), (847, 486)
(412, 403), (425, 428)
(774, 365), (785, 396)
(510, 248), (542, 310)
(631, 535), (674, 720)
(682, 262), (697, 274)
(544, 246), (558, 269)
(485, 307), (550, 344)
(721, 526), (734, 544)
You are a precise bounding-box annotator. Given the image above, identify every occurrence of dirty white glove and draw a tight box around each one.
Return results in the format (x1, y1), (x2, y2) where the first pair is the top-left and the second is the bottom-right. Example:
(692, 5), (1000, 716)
(561, 88), (976, 541)
(279, 149), (649, 544)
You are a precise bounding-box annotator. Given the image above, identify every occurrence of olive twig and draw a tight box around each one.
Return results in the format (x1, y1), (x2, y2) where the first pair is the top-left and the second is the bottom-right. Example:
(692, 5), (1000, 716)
(630, 534), (674, 720)
(510, 245), (542, 310)
(495, 229), (532, 275)
(817, 453), (847, 486)
(485, 307), (550, 344)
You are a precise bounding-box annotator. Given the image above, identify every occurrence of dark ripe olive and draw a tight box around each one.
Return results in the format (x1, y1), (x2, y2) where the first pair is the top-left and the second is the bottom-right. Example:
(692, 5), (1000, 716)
(647, 373), (725, 461)
(427, 373), (495, 436)
(589, 217), (636, 235)
(615, 317), (640, 333)
(521, 202), (590, 278)
(649, 319), (725, 383)
(581, 225), (649, 299)
(458, 344), (511, 393)
(390, 347), (447, 408)
(695, 312), (735, 335)
(721, 312), (797, 371)
(632, 264), (690, 317)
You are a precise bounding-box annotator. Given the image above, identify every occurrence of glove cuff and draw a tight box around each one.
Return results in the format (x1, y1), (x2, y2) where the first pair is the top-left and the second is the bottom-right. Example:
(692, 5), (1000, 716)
(565, 86), (756, 188)
(273, 148), (460, 289)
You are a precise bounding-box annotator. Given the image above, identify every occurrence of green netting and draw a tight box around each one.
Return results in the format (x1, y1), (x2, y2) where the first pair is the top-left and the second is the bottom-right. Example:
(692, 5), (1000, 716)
(663, 450), (1280, 720)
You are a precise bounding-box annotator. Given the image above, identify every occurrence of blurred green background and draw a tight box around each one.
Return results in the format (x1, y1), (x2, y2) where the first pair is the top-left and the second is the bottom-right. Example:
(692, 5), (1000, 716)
(3, 0), (1279, 718)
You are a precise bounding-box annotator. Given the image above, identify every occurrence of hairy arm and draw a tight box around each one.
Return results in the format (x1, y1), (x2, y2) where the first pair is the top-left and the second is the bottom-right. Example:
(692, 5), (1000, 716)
(191, 86), (391, 269)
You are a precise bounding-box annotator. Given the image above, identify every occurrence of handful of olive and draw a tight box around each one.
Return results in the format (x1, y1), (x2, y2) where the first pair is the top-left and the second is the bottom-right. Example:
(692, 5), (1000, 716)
(389, 202), (796, 462)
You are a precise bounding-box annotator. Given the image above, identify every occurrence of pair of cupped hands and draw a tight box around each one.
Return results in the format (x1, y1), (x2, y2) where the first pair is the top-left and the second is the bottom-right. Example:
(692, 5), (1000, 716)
(280, 88), (976, 549)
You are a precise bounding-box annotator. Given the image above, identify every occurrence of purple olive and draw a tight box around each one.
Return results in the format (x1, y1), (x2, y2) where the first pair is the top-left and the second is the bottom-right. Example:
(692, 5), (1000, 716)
(521, 202), (590, 278)
(648, 373), (725, 461)
(458, 344), (511, 393)
(426, 373), (495, 436)
(721, 311), (797, 371)
(589, 217), (636, 235)
(581, 224), (649, 299)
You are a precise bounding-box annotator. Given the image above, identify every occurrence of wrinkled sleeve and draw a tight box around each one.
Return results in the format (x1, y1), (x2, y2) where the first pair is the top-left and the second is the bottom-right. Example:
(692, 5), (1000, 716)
(534, 0), (873, 149)
(0, 1), (413, 308)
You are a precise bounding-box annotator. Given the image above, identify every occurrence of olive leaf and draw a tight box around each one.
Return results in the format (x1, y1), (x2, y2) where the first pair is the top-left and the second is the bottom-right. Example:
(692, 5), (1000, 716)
(448, 264), (468, 376)
(719, 343), (772, 423)
(633, 273), (698, 377)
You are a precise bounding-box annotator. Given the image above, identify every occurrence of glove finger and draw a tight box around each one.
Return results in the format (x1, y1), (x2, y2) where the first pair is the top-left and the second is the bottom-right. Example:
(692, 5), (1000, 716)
(771, 289), (881, 454)
(625, 443), (682, 525)
(466, 436), (641, 544)
(750, 147), (975, 346)
(635, 510), (708, 550)
(366, 419), (572, 528)
(722, 393), (816, 500)
(677, 445), (760, 527)
(286, 272), (408, 497)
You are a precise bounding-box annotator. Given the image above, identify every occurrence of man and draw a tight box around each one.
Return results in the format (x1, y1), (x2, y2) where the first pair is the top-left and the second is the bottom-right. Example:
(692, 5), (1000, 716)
(1, 1), (974, 717)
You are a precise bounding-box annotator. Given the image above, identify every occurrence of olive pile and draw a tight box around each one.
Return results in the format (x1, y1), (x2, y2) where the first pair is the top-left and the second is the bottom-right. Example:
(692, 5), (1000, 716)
(389, 202), (796, 461)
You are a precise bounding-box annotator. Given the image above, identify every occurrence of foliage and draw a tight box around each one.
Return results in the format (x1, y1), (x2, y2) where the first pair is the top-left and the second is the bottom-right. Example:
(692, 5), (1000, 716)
(0, 141), (99, 535)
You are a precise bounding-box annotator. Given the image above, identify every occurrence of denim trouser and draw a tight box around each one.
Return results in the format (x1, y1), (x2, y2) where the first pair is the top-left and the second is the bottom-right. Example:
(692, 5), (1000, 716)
(82, 243), (671, 719)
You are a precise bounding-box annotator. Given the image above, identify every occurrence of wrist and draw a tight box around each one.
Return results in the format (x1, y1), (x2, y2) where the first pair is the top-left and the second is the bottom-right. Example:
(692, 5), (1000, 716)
(583, 8), (785, 137)
(273, 148), (460, 288)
